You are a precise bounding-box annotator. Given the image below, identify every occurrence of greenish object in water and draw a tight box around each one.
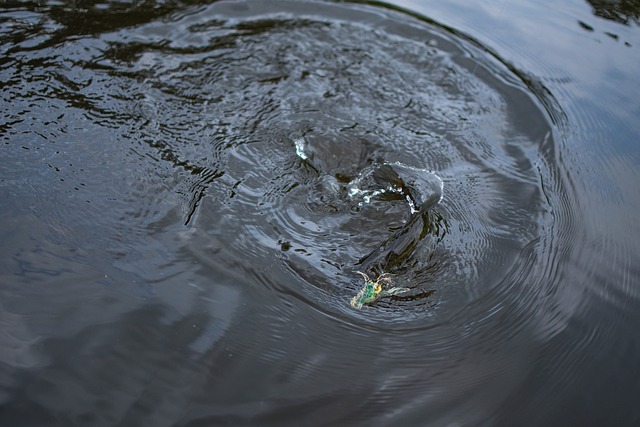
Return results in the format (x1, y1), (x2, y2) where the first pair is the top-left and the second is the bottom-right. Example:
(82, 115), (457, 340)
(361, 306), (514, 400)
(350, 272), (410, 309)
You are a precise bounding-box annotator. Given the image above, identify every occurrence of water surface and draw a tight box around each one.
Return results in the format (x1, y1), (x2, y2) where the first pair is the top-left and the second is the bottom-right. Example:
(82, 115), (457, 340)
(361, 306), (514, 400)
(1, 0), (640, 425)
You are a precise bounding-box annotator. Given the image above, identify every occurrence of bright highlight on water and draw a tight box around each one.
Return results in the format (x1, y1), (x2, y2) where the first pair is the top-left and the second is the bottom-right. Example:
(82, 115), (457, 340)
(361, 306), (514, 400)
(294, 137), (308, 160)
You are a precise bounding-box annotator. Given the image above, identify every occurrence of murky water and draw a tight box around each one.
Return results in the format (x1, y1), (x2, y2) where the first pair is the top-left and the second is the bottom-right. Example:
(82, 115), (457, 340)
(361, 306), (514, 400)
(2, 0), (640, 425)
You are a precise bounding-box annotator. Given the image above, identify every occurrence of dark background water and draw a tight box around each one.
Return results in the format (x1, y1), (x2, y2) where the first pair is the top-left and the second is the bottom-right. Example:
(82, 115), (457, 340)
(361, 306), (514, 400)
(1, 0), (639, 426)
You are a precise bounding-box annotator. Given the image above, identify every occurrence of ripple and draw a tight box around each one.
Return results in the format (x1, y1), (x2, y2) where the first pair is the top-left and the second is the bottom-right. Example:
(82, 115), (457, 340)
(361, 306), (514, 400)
(2, 0), (571, 325)
(103, 0), (560, 324)
(1, 0), (584, 423)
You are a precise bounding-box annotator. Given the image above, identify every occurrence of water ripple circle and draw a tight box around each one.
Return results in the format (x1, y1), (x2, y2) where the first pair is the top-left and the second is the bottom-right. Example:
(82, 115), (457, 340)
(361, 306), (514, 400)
(122, 1), (575, 335)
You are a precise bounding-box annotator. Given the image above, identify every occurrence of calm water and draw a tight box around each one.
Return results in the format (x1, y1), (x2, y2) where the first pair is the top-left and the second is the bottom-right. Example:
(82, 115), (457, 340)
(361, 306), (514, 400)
(1, 0), (640, 425)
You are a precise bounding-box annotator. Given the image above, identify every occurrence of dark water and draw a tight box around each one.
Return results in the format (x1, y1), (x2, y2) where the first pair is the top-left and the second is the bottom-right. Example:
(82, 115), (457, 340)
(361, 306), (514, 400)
(1, 0), (639, 425)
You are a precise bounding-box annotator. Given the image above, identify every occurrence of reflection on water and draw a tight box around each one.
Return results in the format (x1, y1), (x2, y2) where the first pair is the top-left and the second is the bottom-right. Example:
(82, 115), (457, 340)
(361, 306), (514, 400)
(579, 0), (639, 44)
(585, 0), (640, 24)
(1, 0), (640, 425)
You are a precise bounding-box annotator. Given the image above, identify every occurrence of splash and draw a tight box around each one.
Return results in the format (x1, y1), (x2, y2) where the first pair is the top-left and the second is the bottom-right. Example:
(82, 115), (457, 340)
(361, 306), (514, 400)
(294, 138), (308, 160)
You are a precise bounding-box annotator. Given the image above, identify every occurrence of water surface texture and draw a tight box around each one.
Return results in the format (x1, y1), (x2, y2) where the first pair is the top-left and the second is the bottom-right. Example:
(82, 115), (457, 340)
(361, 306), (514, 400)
(2, 0), (640, 426)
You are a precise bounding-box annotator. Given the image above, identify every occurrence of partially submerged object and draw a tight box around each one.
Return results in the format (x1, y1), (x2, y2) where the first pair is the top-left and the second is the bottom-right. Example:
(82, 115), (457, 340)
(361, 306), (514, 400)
(348, 163), (445, 308)
(350, 272), (410, 309)
(293, 137), (443, 309)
